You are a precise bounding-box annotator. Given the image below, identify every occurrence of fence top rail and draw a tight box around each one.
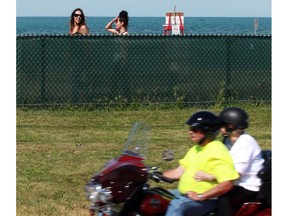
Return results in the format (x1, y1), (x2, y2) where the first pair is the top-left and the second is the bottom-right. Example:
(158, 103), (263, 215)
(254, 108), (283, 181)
(16, 33), (272, 39)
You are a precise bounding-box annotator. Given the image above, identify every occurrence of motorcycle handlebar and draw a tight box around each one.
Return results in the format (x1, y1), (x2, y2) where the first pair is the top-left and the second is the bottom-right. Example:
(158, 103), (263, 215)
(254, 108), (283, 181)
(151, 173), (175, 183)
(148, 167), (174, 183)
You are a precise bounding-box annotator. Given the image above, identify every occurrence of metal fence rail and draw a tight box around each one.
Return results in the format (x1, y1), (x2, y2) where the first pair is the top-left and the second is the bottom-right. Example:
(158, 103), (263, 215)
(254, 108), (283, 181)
(16, 34), (271, 107)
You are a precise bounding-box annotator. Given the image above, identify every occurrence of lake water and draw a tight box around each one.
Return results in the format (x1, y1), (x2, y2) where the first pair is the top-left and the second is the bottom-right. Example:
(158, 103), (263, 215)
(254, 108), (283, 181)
(16, 17), (271, 35)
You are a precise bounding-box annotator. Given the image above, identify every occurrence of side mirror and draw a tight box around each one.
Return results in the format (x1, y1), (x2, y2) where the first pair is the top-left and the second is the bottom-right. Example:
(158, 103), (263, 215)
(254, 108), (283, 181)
(162, 150), (174, 161)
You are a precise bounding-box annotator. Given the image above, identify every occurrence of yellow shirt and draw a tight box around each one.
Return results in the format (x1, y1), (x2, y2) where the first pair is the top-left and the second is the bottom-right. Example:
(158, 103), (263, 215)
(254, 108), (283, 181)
(178, 140), (239, 194)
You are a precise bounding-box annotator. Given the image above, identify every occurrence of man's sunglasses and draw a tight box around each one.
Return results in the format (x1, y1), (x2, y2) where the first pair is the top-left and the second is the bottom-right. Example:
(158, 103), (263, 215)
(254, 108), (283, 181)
(189, 127), (201, 133)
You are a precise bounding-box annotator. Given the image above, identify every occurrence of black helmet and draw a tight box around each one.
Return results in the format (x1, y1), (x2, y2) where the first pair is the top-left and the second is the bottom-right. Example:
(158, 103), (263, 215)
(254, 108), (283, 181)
(186, 111), (220, 135)
(219, 107), (249, 132)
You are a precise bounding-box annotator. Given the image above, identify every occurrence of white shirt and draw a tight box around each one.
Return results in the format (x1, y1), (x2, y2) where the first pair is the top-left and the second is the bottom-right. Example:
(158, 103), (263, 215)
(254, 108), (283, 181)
(228, 133), (264, 191)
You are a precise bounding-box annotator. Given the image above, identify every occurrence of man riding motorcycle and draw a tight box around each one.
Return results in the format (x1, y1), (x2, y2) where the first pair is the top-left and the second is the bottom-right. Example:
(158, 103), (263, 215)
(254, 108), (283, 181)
(162, 111), (239, 216)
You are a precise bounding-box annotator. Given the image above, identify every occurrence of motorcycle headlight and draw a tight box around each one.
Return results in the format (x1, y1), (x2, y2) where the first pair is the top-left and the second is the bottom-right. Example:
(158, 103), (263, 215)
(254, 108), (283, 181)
(85, 183), (112, 204)
(99, 188), (112, 203)
(85, 183), (102, 203)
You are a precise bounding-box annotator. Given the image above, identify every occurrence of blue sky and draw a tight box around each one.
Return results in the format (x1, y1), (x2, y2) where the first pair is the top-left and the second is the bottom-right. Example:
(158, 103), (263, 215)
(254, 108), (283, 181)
(16, 0), (271, 17)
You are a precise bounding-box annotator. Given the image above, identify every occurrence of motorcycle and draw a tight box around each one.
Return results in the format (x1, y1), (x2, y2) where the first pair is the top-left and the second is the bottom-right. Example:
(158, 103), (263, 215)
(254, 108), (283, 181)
(85, 122), (271, 216)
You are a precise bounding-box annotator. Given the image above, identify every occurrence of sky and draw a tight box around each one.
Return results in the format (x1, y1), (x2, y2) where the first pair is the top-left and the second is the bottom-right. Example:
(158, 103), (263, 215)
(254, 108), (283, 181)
(16, 0), (271, 17)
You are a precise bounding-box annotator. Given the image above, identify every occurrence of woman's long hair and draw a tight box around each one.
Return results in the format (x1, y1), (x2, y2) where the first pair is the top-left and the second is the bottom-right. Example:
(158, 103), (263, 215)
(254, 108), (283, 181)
(69, 8), (88, 33)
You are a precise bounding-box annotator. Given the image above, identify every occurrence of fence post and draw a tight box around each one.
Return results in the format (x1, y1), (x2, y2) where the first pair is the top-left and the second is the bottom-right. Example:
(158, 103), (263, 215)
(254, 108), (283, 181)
(40, 37), (46, 104)
(225, 36), (232, 101)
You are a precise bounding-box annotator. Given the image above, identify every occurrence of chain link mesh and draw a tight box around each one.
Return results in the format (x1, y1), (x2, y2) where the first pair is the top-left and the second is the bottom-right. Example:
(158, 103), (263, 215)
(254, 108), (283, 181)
(16, 34), (271, 107)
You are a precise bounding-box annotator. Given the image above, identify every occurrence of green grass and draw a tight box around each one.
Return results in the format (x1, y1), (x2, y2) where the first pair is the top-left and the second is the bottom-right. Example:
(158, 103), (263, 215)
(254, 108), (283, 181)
(16, 105), (271, 215)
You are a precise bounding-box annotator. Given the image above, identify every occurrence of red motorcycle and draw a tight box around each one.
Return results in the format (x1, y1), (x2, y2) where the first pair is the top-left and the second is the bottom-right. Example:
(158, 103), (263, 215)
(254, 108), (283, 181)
(85, 122), (271, 216)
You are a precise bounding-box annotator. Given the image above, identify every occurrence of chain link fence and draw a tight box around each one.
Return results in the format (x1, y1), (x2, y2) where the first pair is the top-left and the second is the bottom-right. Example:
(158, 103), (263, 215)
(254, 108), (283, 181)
(16, 34), (271, 107)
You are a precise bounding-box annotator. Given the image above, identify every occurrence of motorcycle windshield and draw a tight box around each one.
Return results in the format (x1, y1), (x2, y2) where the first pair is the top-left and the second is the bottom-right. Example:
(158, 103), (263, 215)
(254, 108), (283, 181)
(122, 122), (150, 158)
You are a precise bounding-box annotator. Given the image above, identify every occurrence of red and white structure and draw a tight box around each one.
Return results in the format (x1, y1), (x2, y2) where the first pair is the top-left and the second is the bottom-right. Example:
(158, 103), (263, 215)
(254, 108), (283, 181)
(163, 8), (184, 35)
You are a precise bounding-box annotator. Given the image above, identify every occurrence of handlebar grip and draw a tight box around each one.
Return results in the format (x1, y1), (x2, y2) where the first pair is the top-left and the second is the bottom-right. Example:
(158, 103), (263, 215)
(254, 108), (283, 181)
(158, 174), (174, 183)
(150, 172), (174, 183)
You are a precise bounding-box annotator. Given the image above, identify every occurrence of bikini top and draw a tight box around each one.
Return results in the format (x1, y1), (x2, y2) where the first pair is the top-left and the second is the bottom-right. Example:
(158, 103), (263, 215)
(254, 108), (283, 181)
(118, 31), (128, 35)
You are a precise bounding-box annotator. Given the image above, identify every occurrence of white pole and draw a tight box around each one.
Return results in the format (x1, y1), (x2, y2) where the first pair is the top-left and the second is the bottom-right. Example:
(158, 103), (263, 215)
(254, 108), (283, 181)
(254, 18), (258, 36)
(174, 5), (176, 25)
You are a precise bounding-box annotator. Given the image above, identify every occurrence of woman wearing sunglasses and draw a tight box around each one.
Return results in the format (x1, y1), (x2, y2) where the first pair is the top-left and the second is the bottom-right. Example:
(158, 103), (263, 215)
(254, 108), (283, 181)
(69, 8), (89, 35)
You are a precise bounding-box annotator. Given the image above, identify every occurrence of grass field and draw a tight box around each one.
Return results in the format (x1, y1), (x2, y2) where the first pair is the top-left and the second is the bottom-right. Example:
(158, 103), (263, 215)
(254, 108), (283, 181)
(16, 105), (271, 215)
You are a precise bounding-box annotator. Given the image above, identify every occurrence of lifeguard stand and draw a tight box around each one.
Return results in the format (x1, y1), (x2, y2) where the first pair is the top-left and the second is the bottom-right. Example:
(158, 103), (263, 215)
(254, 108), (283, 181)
(163, 9), (184, 35)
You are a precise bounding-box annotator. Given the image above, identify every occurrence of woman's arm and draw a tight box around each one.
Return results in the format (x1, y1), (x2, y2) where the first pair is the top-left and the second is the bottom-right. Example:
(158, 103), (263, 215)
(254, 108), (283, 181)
(105, 17), (118, 34)
(194, 170), (216, 181)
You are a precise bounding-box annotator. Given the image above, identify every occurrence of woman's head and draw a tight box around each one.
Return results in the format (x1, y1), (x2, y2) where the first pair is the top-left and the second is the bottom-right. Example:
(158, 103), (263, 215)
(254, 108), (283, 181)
(118, 10), (129, 28)
(219, 107), (248, 135)
(70, 8), (86, 26)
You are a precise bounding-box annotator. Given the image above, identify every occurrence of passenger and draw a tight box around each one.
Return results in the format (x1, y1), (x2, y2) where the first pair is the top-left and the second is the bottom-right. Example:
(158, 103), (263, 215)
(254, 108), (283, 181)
(105, 10), (129, 35)
(69, 8), (89, 35)
(194, 107), (264, 216)
(162, 111), (239, 216)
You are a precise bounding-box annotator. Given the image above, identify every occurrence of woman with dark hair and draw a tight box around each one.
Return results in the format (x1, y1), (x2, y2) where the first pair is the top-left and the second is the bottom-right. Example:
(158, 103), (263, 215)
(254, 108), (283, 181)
(105, 10), (129, 35)
(69, 8), (89, 35)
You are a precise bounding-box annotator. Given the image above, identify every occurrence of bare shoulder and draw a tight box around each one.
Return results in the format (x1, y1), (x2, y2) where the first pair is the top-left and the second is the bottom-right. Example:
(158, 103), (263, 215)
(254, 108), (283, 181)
(80, 25), (88, 29)
(80, 25), (89, 35)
